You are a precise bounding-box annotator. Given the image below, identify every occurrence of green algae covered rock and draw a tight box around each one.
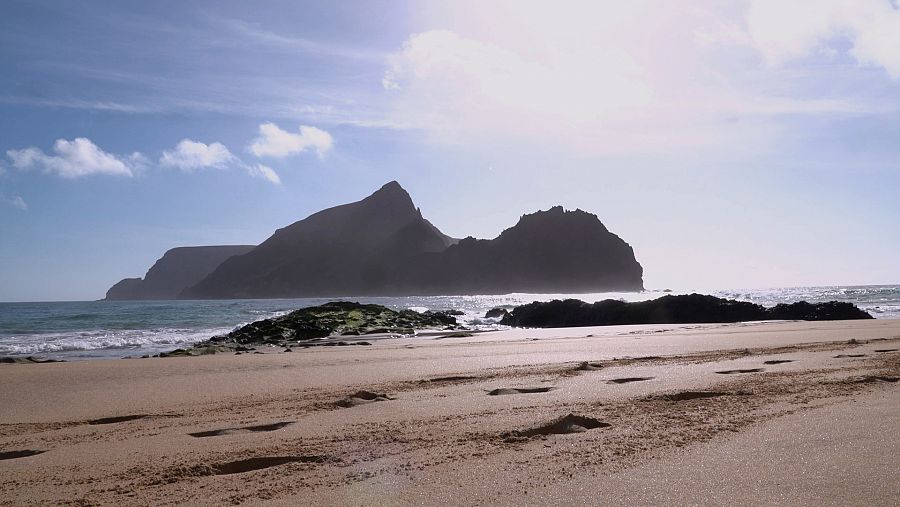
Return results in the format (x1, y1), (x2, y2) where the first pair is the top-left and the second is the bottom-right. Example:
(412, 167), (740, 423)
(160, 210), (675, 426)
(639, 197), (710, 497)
(214, 301), (458, 345)
(156, 302), (461, 357)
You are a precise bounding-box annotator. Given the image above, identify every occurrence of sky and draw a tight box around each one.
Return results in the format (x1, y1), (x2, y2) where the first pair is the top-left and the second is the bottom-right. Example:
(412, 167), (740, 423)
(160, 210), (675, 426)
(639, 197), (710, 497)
(1, 0), (899, 301)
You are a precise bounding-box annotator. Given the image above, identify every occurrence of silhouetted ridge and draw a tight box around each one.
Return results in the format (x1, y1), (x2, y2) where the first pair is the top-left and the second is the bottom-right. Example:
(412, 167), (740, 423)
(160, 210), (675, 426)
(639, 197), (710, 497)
(394, 206), (643, 294)
(105, 245), (255, 300)
(181, 182), (462, 299)
(368, 180), (412, 204)
(113, 182), (643, 299)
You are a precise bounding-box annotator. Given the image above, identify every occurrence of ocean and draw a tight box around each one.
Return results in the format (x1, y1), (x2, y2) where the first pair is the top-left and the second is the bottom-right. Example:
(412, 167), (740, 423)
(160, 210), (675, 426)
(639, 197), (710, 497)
(1, 285), (898, 360)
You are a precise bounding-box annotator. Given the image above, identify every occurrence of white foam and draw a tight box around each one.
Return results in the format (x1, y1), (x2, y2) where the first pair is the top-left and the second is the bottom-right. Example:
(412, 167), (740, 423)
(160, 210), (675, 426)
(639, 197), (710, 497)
(0, 327), (232, 356)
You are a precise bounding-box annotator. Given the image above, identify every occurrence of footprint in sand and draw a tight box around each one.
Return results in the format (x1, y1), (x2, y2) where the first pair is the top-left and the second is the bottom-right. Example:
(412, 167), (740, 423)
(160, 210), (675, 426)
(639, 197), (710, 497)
(502, 414), (610, 442)
(855, 376), (899, 384)
(189, 421), (294, 438)
(656, 391), (731, 401)
(606, 377), (654, 384)
(203, 455), (331, 476)
(487, 387), (554, 396)
(334, 391), (394, 408)
(424, 375), (477, 383)
(0, 450), (45, 461)
(87, 415), (150, 425)
(763, 359), (794, 365)
(715, 368), (764, 375)
(575, 361), (603, 372)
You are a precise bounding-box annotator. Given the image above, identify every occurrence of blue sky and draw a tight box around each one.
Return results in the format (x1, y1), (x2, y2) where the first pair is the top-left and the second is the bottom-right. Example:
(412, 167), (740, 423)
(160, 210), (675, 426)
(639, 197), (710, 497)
(1, 0), (899, 301)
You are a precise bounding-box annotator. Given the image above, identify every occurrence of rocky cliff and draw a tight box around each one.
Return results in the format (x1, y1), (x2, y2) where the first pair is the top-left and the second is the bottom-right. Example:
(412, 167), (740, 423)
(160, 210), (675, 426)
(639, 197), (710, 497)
(110, 181), (644, 299)
(105, 245), (255, 300)
(393, 206), (643, 294)
(180, 181), (459, 299)
(182, 182), (642, 298)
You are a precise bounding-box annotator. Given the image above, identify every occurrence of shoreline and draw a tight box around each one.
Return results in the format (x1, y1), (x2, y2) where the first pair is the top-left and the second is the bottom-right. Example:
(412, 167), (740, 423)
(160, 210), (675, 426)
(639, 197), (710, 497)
(2, 319), (899, 505)
(0, 318), (871, 363)
(3, 285), (899, 360)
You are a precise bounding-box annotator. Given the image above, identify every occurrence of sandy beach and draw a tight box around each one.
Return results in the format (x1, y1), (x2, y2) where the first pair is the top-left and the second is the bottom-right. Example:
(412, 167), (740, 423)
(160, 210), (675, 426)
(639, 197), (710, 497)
(2, 319), (899, 506)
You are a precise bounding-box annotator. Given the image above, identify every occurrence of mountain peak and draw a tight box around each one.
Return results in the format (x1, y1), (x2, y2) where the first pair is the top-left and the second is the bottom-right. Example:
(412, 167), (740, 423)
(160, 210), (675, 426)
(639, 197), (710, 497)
(363, 180), (416, 212)
(371, 180), (407, 197)
(495, 206), (611, 245)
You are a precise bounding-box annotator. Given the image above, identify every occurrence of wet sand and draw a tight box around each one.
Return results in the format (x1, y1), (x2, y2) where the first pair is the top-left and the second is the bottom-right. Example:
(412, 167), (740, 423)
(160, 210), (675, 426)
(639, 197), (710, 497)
(1, 319), (898, 506)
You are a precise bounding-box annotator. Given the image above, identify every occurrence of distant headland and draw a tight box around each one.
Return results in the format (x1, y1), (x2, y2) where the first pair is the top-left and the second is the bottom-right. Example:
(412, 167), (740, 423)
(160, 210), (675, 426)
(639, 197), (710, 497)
(105, 181), (644, 300)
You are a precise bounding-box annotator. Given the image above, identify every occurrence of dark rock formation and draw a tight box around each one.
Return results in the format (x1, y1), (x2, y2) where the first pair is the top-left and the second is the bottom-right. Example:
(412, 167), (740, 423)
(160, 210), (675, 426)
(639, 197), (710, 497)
(105, 245), (254, 300)
(180, 181), (642, 298)
(485, 308), (510, 319)
(163, 301), (460, 354)
(766, 301), (874, 321)
(499, 294), (873, 327)
(220, 301), (458, 343)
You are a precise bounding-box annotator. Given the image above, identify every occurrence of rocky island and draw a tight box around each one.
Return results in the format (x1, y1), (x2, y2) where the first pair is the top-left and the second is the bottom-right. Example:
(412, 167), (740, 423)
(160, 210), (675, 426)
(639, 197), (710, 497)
(106, 181), (644, 299)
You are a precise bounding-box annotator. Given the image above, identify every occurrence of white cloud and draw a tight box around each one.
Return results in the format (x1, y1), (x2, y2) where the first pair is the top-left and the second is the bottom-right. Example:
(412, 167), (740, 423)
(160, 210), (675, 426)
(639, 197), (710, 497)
(128, 152), (152, 170)
(746, 0), (900, 78)
(159, 138), (282, 185)
(249, 122), (334, 158)
(380, 1), (898, 156)
(381, 22), (719, 154)
(6, 137), (281, 185)
(382, 28), (652, 144)
(1, 195), (27, 211)
(6, 138), (135, 178)
(160, 139), (234, 170)
(246, 163), (281, 185)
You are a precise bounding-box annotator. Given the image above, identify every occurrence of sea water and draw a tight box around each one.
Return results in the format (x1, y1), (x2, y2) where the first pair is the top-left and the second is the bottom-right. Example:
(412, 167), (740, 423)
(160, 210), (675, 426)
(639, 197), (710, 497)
(1, 285), (898, 360)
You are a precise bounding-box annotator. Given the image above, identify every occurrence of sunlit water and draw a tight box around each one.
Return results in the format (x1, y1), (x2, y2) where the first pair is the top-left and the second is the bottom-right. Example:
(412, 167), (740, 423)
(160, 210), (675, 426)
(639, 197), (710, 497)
(1, 285), (897, 360)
